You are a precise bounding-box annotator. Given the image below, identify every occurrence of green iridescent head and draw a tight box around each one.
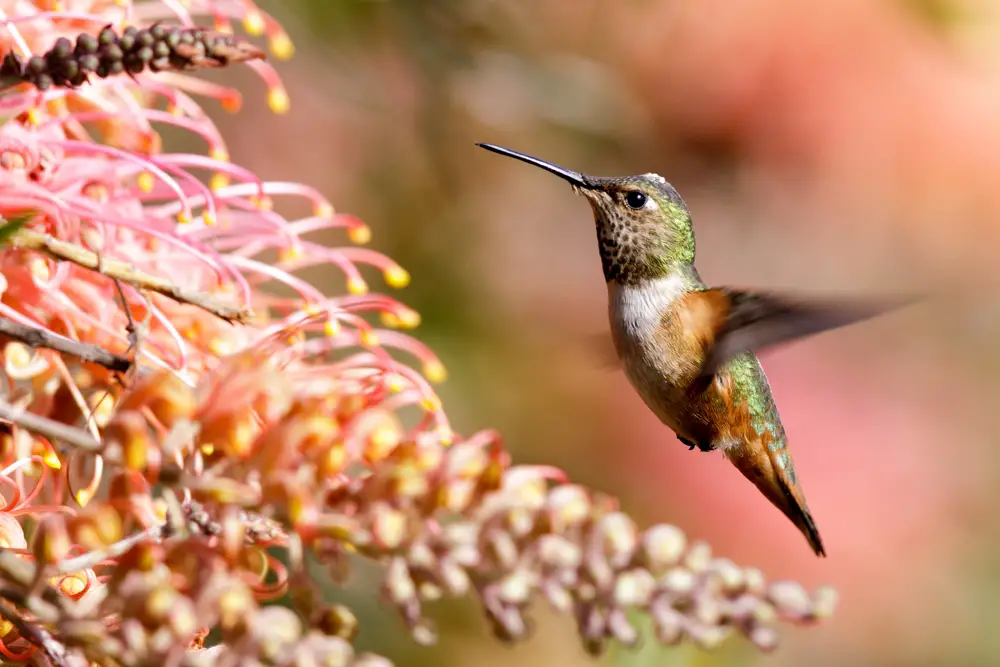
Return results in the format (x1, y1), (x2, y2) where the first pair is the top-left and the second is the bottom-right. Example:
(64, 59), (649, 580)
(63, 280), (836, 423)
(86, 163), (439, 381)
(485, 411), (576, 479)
(477, 144), (695, 284)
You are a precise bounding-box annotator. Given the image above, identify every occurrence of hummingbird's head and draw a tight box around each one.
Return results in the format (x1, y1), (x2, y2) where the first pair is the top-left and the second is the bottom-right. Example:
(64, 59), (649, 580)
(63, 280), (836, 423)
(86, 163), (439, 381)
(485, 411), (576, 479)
(477, 144), (695, 285)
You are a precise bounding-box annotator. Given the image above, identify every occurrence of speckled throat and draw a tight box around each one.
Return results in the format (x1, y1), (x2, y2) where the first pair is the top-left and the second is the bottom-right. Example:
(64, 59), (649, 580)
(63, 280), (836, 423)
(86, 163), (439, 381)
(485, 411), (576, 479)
(594, 205), (675, 285)
(582, 182), (696, 286)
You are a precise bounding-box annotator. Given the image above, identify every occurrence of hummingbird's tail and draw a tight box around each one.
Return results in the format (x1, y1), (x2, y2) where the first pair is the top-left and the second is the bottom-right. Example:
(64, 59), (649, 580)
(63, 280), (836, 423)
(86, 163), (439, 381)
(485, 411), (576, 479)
(723, 446), (826, 557)
(792, 498), (826, 557)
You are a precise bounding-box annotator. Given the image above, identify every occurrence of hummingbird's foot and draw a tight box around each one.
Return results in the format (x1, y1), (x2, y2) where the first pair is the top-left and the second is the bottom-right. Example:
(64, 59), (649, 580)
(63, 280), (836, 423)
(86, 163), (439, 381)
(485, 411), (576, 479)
(678, 434), (716, 453)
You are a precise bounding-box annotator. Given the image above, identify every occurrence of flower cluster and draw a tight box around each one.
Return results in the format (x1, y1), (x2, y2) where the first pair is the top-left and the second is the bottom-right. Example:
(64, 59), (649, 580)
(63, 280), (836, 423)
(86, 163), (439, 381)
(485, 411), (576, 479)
(0, 2), (837, 666)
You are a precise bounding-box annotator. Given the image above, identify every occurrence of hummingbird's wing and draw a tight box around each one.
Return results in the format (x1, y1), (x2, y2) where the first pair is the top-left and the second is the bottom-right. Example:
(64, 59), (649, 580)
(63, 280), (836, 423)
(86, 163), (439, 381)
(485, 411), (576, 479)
(693, 289), (908, 381)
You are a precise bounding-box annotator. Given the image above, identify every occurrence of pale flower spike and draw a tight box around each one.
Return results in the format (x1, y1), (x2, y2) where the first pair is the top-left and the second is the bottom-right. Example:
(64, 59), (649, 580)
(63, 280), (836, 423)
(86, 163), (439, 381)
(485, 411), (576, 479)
(0, 3), (837, 666)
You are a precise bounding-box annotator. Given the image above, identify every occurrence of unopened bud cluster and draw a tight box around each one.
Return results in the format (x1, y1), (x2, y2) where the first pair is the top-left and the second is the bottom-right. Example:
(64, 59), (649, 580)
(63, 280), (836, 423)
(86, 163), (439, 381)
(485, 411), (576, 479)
(61, 344), (835, 662)
(20, 501), (390, 667)
(299, 434), (837, 654)
(0, 24), (265, 90)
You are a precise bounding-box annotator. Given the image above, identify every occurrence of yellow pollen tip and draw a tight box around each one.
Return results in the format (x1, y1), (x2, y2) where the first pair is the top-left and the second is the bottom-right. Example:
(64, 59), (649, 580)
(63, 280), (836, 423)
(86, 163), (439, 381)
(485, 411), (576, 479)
(167, 104), (182, 117)
(56, 574), (86, 596)
(380, 312), (400, 328)
(347, 224), (371, 245)
(386, 374), (407, 393)
(136, 172), (155, 193)
(201, 443), (215, 456)
(396, 308), (421, 329)
(269, 33), (295, 60)
(315, 202), (334, 218)
(324, 319), (341, 337)
(360, 329), (380, 348)
(268, 88), (290, 115)
(278, 246), (304, 262)
(210, 173), (231, 192)
(25, 108), (42, 126)
(250, 194), (273, 211)
(438, 428), (454, 447)
(423, 360), (447, 384)
(214, 18), (234, 33)
(176, 211), (193, 225)
(209, 146), (230, 162)
(346, 277), (368, 296)
(420, 394), (442, 413)
(243, 11), (265, 36)
(370, 425), (399, 451)
(384, 265), (410, 289)
(75, 488), (93, 508)
(42, 449), (61, 470)
(203, 211), (218, 226)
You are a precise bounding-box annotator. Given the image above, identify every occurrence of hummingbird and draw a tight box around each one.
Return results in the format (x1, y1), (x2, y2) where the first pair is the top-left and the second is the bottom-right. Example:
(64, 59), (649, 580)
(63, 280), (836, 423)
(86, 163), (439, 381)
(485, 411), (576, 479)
(477, 143), (901, 557)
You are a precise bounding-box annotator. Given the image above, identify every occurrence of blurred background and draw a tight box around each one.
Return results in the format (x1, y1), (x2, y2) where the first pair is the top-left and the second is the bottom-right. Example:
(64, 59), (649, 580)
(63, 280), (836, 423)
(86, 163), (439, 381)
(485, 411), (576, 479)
(218, 1), (1000, 665)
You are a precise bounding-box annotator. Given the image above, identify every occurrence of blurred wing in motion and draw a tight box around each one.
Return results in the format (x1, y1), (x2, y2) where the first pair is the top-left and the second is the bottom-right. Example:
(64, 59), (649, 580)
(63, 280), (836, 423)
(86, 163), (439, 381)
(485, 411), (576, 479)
(694, 289), (911, 381)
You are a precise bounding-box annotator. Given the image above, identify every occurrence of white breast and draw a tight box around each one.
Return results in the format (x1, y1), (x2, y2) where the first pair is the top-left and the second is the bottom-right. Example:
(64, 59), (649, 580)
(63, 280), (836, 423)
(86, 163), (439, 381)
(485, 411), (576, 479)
(608, 275), (689, 431)
(607, 274), (687, 344)
(606, 275), (691, 428)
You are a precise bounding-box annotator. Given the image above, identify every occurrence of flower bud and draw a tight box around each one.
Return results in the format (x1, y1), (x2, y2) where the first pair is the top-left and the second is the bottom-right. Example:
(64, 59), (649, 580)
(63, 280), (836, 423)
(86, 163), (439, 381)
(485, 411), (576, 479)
(31, 515), (71, 566)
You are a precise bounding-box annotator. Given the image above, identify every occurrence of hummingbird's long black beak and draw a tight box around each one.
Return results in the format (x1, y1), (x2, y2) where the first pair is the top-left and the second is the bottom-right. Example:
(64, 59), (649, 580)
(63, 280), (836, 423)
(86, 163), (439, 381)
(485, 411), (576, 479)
(476, 143), (590, 188)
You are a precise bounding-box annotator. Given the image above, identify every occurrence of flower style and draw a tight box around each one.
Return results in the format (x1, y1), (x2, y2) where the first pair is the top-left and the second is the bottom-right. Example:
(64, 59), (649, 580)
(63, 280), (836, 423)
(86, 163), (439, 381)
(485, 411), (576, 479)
(0, 2), (837, 666)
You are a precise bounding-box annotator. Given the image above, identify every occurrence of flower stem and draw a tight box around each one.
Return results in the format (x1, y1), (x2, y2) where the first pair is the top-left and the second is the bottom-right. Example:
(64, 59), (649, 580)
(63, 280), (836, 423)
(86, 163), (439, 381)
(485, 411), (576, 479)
(0, 317), (131, 373)
(0, 399), (101, 453)
(11, 228), (253, 324)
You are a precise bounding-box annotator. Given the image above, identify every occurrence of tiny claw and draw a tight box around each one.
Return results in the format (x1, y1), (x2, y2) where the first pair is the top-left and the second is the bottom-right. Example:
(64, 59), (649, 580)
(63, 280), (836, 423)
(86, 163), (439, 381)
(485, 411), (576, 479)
(678, 434), (714, 452)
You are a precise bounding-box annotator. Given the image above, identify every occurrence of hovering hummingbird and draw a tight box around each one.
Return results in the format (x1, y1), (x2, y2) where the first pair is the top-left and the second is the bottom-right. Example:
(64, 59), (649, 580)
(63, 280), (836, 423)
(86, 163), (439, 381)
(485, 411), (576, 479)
(478, 143), (902, 557)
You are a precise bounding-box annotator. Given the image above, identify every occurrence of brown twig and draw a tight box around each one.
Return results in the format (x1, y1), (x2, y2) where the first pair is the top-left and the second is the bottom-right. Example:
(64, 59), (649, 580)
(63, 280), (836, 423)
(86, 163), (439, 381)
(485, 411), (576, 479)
(0, 598), (77, 667)
(0, 317), (131, 373)
(11, 228), (252, 324)
(0, 400), (101, 453)
(111, 277), (138, 358)
(54, 527), (161, 576)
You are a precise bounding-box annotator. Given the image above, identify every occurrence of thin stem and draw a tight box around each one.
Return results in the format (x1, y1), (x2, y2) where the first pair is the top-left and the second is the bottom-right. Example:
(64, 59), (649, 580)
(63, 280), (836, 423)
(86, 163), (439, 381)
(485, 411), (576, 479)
(0, 598), (75, 667)
(11, 228), (252, 324)
(54, 527), (160, 576)
(0, 317), (131, 373)
(0, 400), (101, 454)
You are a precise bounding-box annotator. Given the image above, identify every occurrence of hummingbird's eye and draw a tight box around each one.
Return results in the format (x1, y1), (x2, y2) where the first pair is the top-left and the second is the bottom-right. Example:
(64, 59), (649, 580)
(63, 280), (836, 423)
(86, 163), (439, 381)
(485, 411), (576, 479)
(625, 191), (648, 210)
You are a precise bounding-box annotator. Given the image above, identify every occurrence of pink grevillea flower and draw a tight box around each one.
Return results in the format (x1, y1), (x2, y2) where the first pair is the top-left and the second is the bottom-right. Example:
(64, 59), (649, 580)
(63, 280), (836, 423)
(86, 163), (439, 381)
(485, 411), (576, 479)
(0, 2), (449, 434)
